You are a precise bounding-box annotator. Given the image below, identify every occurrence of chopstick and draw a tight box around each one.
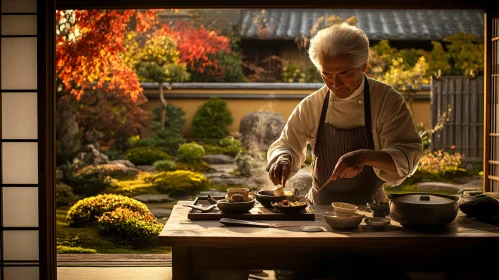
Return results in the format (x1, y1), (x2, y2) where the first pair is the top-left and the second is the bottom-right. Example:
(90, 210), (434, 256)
(319, 178), (332, 191)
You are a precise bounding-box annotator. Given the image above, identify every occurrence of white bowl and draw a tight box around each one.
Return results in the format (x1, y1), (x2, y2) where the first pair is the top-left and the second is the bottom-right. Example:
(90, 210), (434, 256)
(364, 217), (391, 229)
(331, 202), (358, 217)
(324, 213), (364, 230)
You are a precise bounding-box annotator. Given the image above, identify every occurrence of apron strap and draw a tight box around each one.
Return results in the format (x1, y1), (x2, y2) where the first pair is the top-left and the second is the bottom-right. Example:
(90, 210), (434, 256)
(314, 91), (330, 157)
(363, 76), (375, 150)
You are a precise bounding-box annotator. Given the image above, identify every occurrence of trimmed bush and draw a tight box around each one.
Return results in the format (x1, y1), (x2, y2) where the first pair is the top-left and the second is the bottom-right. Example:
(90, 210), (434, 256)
(56, 183), (77, 207)
(66, 194), (152, 227)
(203, 136), (244, 157)
(57, 245), (97, 254)
(153, 159), (176, 172)
(108, 173), (156, 196)
(97, 207), (163, 248)
(146, 170), (209, 196)
(177, 142), (205, 163)
(125, 147), (173, 166)
(175, 160), (212, 173)
(191, 97), (233, 139)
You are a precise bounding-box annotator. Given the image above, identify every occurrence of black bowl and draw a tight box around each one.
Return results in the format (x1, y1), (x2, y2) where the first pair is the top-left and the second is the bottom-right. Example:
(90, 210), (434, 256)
(272, 203), (308, 214)
(216, 199), (255, 214)
(255, 190), (293, 208)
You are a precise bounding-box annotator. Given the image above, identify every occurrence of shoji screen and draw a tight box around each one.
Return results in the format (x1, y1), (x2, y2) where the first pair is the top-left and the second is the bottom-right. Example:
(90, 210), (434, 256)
(490, 14), (499, 191)
(1, 0), (40, 279)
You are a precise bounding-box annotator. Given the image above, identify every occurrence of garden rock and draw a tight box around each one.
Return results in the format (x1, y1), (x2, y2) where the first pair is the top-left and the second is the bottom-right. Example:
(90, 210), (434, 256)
(203, 154), (235, 164)
(74, 144), (109, 165)
(136, 165), (155, 173)
(99, 163), (139, 178)
(56, 168), (64, 182)
(239, 111), (285, 150)
(110, 159), (135, 168)
(417, 180), (482, 193)
(209, 176), (253, 186)
(286, 169), (313, 195)
(134, 194), (172, 203)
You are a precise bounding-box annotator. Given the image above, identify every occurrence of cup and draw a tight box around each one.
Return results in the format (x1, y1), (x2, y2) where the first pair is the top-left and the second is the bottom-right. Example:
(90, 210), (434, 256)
(227, 188), (249, 201)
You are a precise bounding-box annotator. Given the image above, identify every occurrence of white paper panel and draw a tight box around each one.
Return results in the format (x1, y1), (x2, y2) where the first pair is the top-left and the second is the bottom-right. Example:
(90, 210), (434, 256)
(3, 231), (39, 261)
(2, 187), (38, 227)
(2, 92), (38, 139)
(1, 16), (37, 35)
(4, 267), (39, 280)
(0, 0), (37, 13)
(2, 142), (38, 184)
(1, 38), (37, 90)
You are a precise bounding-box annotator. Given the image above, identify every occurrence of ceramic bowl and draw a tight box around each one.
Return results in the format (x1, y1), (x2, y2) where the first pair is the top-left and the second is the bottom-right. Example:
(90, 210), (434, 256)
(255, 190), (294, 208)
(272, 202), (308, 214)
(324, 213), (364, 230)
(216, 199), (255, 214)
(331, 202), (358, 217)
(364, 217), (391, 229)
(367, 202), (390, 217)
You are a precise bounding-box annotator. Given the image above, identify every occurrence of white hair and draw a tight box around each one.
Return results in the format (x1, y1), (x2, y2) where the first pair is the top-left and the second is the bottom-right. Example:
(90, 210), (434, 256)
(308, 22), (370, 71)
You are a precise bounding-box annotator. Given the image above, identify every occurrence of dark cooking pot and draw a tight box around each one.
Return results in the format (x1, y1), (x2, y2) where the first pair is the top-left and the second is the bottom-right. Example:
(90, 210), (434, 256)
(388, 193), (459, 227)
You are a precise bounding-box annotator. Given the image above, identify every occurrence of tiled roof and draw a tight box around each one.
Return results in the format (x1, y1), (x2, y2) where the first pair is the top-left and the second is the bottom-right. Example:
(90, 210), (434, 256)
(239, 9), (484, 40)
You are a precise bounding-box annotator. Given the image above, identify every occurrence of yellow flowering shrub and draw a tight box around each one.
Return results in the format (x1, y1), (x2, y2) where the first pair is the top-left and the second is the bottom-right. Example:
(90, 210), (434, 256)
(418, 149), (463, 176)
(66, 194), (152, 227)
(146, 170), (209, 196)
(97, 207), (162, 248)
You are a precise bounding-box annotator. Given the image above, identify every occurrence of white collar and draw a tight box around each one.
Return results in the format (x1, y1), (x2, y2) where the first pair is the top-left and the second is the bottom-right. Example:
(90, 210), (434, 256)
(331, 77), (364, 101)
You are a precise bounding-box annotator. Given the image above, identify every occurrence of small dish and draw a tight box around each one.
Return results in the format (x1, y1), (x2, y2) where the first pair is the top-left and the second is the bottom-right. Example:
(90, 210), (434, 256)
(216, 199), (255, 214)
(272, 201), (308, 214)
(364, 217), (391, 229)
(324, 213), (364, 230)
(255, 190), (294, 208)
(331, 202), (358, 217)
(367, 202), (390, 217)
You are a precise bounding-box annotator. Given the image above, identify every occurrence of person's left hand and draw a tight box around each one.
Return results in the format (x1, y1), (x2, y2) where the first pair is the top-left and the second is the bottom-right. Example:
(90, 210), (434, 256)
(330, 149), (368, 180)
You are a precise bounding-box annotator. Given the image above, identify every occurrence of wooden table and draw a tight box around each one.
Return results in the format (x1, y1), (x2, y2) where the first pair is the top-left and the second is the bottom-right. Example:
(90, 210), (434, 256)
(157, 200), (499, 280)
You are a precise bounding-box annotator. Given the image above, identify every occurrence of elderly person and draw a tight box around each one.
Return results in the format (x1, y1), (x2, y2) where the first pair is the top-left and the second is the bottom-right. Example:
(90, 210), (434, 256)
(267, 23), (423, 205)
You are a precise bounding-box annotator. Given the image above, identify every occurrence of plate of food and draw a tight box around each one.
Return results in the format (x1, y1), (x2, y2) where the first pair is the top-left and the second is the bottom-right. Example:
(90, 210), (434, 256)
(272, 199), (308, 214)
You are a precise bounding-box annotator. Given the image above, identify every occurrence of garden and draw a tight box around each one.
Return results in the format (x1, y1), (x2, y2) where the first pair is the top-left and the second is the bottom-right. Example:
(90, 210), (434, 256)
(55, 9), (484, 254)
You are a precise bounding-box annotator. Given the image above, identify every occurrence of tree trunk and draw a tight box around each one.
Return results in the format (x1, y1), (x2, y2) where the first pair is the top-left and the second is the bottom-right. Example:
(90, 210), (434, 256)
(159, 82), (167, 130)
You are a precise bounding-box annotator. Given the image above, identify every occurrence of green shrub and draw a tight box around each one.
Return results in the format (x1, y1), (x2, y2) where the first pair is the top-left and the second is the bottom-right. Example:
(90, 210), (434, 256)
(57, 245), (96, 254)
(177, 142), (205, 163)
(97, 207), (162, 248)
(56, 183), (77, 207)
(66, 194), (152, 227)
(191, 97), (233, 139)
(203, 136), (244, 157)
(125, 147), (173, 166)
(418, 149), (463, 176)
(146, 170), (208, 196)
(153, 159), (177, 172)
(108, 173), (156, 196)
(175, 160), (212, 172)
(134, 105), (187, 155)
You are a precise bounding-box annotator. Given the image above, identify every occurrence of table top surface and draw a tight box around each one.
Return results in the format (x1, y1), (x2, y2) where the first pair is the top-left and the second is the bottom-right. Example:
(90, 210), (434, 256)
(157, 200), (499, 247)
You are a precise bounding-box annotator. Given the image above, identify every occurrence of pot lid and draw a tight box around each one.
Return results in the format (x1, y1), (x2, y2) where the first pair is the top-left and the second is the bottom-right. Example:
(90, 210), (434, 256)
(390, 194), (456, 205)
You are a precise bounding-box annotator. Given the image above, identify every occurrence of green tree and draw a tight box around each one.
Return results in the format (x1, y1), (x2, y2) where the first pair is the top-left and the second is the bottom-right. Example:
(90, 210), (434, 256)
(444, 32), (484, 77)
(191, 97), (233, 140)
(127, 32), (190, 130)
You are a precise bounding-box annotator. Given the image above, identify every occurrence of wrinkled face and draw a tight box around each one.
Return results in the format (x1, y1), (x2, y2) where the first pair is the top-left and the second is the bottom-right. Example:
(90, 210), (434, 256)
(319, 55), (367, 99)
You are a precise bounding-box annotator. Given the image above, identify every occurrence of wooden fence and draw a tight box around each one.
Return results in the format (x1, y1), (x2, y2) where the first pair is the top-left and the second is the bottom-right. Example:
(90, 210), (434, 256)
(431, 76), (484, 164)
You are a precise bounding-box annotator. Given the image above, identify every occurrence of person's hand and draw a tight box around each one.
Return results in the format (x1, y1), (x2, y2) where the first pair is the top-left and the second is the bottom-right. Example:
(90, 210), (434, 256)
(268, 154), (292, 187)
(330, 150), (367, 180)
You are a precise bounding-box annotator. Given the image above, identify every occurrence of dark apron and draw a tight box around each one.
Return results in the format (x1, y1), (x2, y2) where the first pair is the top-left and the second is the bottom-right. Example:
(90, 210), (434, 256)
(307, 76), (388, 205)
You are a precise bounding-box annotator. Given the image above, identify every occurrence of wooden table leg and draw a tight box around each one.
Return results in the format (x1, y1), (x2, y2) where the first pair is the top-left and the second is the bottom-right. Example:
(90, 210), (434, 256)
(172, 246), (190, 280)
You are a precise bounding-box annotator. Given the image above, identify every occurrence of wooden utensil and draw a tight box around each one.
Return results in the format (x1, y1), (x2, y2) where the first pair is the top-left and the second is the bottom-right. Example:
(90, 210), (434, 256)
(183, 204), (217, 213)
(219, 218), (295, 228)
(319, 178), (332, 190)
